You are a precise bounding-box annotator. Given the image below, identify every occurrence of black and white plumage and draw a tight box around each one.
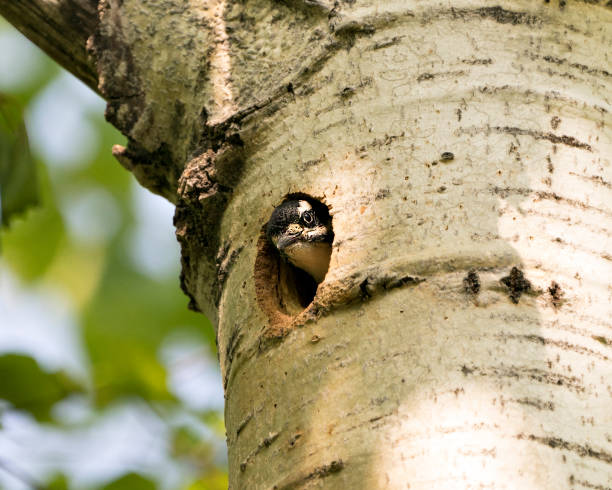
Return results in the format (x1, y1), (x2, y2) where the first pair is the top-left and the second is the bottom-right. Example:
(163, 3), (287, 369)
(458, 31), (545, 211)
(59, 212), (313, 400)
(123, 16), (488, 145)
(266, 199), (333, 283)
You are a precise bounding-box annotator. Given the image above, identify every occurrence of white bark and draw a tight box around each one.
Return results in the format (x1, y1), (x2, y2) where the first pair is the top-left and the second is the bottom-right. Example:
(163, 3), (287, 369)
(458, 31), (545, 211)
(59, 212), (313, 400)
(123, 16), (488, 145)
(4, 0), (612, 488)
(213, 2), (612, 488)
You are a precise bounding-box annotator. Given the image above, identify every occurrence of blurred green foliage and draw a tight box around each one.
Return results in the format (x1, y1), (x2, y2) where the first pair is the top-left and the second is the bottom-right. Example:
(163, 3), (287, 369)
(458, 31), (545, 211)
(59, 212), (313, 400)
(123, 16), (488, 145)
(0, 95), (39, 226)
(99, 474), (156, 490)
(0, 19), (225, 489)
(1, 163), (63, 280)
(0, 354), (83, 422)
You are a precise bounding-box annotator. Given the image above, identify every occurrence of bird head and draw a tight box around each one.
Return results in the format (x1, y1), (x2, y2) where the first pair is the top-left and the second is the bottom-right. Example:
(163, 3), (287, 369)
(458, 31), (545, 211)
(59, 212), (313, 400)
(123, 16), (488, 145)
(266, 199), (333, 283)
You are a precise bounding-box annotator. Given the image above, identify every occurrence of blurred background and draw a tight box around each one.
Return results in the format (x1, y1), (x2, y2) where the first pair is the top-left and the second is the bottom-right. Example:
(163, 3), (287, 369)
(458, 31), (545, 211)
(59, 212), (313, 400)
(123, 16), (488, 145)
(0, 19), (227, 490)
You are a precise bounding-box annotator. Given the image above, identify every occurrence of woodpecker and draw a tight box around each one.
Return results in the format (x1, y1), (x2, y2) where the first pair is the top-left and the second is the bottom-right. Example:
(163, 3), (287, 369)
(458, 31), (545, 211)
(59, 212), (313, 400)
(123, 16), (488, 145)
(267, 199), (333, 283)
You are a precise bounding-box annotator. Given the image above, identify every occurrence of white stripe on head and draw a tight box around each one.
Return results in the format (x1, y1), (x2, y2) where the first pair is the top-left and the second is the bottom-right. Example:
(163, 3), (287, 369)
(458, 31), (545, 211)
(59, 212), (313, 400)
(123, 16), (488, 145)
(297, 200), (312, 215)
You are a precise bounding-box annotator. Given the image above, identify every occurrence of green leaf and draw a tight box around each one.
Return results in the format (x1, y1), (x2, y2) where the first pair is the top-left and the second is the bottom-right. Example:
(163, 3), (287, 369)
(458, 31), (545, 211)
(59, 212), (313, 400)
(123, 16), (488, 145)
(0, 94), (39, 227)
(98, 473), (157, 490)
(0, 147), (65, 282)
(0, 191), (65, 281)
(0, 354), (83, 421)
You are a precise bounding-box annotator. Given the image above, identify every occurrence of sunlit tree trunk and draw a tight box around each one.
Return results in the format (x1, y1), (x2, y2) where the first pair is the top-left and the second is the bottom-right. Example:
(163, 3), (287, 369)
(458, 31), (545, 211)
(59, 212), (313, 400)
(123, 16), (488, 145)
(3, 0), (611, 488)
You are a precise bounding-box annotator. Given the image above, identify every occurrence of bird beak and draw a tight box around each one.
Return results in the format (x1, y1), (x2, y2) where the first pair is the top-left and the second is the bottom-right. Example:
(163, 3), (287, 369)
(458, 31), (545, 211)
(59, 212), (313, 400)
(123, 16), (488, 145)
(276, 234), (300, 251)
(304, 225), (332, 243)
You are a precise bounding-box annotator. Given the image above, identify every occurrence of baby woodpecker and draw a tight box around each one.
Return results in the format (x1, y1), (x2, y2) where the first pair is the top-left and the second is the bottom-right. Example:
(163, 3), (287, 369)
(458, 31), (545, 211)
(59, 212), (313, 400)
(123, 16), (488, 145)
(267, 199), (333, 283)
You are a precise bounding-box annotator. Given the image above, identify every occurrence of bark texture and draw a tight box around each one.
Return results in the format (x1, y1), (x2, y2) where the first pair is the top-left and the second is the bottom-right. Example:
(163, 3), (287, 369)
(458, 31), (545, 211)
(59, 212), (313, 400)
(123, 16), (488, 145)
(5, 0), (612, 488)
(210, 3), (612, 486)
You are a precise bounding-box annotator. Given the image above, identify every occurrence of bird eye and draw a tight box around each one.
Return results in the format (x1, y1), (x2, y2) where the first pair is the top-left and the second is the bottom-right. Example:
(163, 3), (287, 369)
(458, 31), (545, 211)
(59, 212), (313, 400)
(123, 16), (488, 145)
(301, 210), (314, 226)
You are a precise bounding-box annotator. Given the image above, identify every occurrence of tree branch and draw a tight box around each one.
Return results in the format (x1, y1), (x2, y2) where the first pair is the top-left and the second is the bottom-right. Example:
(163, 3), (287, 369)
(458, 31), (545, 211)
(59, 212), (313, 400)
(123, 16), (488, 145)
(0, 0), (100, 94)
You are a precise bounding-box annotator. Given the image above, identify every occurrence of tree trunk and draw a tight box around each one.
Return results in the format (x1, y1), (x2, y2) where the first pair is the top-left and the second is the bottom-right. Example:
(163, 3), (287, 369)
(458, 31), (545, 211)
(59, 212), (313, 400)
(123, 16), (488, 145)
(3, 0), (611, 488)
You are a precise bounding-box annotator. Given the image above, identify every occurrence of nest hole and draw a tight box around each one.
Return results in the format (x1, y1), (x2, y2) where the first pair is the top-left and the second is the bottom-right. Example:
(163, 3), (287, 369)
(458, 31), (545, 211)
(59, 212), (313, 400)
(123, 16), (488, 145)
(254, 194), (332, 325)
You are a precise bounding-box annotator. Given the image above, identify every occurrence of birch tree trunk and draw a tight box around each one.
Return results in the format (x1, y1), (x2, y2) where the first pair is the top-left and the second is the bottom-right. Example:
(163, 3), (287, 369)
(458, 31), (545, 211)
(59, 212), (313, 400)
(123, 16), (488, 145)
(3, 0), (611, 488)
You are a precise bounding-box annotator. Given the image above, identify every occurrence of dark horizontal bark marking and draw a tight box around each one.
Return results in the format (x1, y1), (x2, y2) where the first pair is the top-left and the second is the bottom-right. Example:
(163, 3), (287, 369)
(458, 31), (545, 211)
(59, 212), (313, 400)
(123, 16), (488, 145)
(593, 335), (611, 346)
(364, 132), (405, 149)
(471, 85), (607, 116)
(579, 314), (612, 330)
(488, 311), (542, 326)
(490, 186), (612, 218)
(540, 54), (612, 79)
(519, 208), (612, 237)
(517, 434), (612, 465)
(416, 70), (467, 82)
(447, 6), (542, 26)
(462, 57), (494, 65)
(498, 334), (610, 361)
(473, 6), (540, 25)
(493, 126), (592, 151)
(261, 432), (280, 448)
(537, 66), (582, 82)
(332, 19), (376, 36)
(313, 118), (349, 136)
(570, 476), (611, 490)
(338, 76), (373, 99)
(512, 397), (555, 411)
(359, 274), (426, 300)
(299, 156), (325, 170)
(546, 237), (612, 266)
(461, 365), (585, 393)
(545, 319), (612, 346)
(240, 431), (280, 472)
(569, 172), (612, 189)
(274, 459), (344, 490)
(571, 0), (612, 5)
(457, 126), (593, 151)
(533, 189), (612, 214)
(274, 0), (334, 14)
(368, 35), (405, 50)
